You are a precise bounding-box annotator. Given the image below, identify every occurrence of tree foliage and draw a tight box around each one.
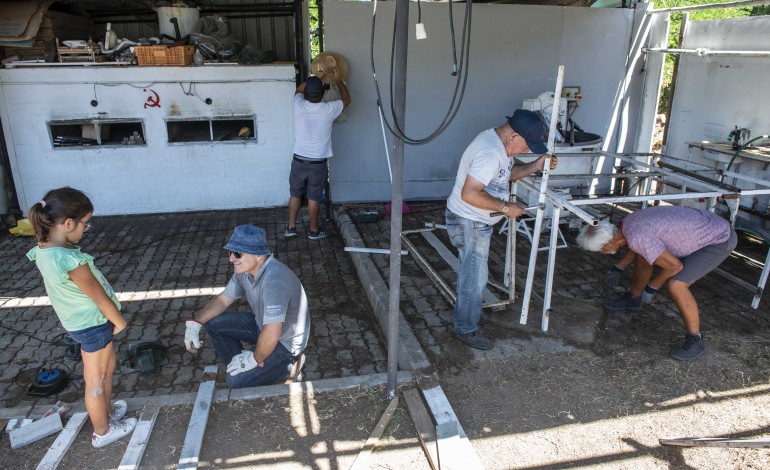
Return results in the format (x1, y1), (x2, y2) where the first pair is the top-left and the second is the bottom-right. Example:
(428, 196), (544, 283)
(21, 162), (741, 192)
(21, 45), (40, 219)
(656, 0), (767, 113)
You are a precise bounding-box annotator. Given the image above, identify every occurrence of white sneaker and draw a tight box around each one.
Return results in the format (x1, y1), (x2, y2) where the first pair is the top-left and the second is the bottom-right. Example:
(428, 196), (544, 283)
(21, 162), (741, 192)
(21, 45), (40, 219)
(110, 400), (127, 422)
(92, 417), (137, 448)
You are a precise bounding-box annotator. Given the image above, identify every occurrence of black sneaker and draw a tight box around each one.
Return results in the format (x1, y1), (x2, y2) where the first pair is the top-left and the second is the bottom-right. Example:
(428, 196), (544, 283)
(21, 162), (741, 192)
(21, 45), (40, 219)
(451, 330), (493, 350)
(671, 333), (706, 361)
(602, 293), (642, 312)
(284, 226), (298, 238)
(308, 230), (328, 240)
(478, 312), (490, 325)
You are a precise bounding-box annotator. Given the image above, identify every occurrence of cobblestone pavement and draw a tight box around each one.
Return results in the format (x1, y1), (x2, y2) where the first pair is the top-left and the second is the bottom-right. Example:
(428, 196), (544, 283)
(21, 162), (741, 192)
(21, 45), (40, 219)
(3, 201), (770, 415)
(347, 201), (770, 374)
(0, 208), (387, 410)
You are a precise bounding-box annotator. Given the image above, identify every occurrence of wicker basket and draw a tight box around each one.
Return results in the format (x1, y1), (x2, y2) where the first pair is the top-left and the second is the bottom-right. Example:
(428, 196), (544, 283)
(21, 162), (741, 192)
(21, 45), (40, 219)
(135, 45), (194, 66)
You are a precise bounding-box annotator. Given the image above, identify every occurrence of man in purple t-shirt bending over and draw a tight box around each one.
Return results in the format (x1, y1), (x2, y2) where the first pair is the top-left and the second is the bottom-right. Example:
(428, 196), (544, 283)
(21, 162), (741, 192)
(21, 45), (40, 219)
(577, 205), (737, 361)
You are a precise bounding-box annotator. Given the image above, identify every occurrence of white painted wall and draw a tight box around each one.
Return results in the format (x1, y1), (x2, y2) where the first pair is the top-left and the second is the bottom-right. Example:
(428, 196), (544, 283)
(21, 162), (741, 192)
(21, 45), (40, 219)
(664, 15), (770, 232)
(325, 1), (651, 203)
(0, 65), (295, 216)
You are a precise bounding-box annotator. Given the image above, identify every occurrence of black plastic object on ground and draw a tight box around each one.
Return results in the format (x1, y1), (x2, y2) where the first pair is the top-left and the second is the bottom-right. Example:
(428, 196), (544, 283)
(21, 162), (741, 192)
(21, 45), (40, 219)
(27, 368), (68, 397)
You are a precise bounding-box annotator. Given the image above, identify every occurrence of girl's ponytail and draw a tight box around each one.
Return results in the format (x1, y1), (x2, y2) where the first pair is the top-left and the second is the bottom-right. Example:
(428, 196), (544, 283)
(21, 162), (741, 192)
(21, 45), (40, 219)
(28, 188), (94, 243)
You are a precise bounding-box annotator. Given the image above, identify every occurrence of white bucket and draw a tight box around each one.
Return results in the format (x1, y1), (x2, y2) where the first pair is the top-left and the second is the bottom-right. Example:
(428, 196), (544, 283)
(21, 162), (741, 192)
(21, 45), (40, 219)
(157, 6), (200, 38)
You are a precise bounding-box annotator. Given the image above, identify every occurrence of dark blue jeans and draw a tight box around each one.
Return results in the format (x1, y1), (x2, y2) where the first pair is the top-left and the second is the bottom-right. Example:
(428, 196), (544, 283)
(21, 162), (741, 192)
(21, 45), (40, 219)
(204, 311), (294, 389)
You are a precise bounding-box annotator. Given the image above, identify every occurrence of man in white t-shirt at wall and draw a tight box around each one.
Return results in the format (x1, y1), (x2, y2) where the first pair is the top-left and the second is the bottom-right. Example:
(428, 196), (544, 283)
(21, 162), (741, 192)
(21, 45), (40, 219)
(446, 109), (551, 350)
(285, 70), (351, 240)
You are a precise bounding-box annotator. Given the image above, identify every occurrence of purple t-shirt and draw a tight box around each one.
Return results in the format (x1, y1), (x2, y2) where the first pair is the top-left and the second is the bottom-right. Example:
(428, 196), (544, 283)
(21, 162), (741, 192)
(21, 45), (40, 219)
(622, 206), (731, 265)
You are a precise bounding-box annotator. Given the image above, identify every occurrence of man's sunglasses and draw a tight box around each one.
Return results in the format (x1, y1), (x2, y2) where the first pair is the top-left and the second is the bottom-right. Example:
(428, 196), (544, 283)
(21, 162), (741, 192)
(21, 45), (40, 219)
(228, 250), (243, 259)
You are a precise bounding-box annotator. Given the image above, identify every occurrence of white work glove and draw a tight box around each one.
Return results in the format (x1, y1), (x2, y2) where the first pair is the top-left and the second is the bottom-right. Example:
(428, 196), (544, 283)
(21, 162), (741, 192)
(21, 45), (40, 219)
(641, 284), (658, 304)
(226, 350), (264, 376)
(184, 320), (203, 353)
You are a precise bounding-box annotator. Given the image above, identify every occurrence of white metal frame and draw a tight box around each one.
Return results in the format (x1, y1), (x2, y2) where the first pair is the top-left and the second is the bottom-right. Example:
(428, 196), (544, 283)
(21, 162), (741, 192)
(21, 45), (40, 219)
(519, 149), (770, 331)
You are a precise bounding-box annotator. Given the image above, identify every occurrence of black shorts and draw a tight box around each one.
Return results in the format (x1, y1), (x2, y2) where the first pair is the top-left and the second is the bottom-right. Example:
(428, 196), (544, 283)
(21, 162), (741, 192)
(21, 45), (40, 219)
(289, 156), (327, 201)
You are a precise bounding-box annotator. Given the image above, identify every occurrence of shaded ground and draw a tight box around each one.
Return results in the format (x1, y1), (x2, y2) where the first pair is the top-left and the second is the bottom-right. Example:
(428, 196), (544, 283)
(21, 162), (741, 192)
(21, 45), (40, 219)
(3, 202), (770, 469)
(0, 208), (387, 411)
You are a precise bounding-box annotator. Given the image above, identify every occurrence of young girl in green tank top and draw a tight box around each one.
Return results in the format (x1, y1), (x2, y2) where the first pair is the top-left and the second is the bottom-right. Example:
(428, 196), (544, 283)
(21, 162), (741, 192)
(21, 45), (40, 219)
(27, 187), (136, 448)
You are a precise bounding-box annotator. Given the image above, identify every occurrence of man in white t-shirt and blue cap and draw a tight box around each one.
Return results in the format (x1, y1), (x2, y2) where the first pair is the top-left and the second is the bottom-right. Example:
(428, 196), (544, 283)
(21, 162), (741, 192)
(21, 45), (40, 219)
(445, 109), (551, 350)
(183, 224), (310, 387)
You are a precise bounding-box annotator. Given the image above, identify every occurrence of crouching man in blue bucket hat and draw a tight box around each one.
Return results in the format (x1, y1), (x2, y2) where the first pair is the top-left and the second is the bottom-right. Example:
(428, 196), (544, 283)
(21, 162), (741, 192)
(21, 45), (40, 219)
(183, 225), (310, 388)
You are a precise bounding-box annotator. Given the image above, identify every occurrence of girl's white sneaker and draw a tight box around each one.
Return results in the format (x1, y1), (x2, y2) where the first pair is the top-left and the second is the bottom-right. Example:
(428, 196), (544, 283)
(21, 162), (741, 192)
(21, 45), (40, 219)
(92, 417), (137, 448)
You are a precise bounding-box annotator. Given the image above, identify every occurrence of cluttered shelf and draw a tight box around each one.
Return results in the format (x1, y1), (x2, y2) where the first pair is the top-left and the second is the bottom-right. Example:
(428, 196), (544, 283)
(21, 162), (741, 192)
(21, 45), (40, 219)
(1, 10), (288, 69)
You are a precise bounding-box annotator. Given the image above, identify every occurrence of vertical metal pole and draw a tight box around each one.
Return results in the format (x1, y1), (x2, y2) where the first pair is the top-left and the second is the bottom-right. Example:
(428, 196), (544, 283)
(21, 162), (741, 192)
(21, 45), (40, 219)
(506, 182), (517, 301)
(318, 0), (325, 52)
(752, 247), (770, 309)
(293, 0), (306, 79)
(520, 66), (564, 325)
(387, 0), (409, 400)
(642, 154), (655, 209)
(661, 12), (687, 152)
(542, 206), (560, 331)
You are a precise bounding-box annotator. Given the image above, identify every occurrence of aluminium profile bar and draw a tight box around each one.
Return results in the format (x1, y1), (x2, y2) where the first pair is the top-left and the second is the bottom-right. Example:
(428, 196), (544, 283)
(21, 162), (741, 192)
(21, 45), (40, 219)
(541, 205), (561, 331)
(657, 161), (742, 192)
(643, 48), (770, 58)
(609, 153), (734, 193)
(723, 170), (770, 188)
(569, 191), (726, 206)
(400, 231), (516, 309)
(520, 65), (563, 326)
(647, 0), (770, 15)
(400, 234), (456, 306)
(518, 178), (598, 225)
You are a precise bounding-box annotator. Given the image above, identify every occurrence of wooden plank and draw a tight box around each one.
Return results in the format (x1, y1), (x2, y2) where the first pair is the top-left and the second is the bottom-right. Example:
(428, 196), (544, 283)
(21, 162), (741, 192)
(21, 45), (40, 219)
(178, 365), (218, 469)
(349, 397), (399, 470)
(422, 386), (484, 470)
(9, 414), (63, 449)
(660, 437), (770, 449)
(36, 412), (88, 470)
(403, 389), (438, 470)
(6, 418), (33, 433)
(420, 231), (500, 304)
(118, 404), (161, 470)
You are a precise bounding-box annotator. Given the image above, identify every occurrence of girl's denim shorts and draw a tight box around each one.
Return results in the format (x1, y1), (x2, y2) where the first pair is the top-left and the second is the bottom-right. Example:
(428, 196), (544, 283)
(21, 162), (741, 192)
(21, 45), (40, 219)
(68, 322), (113, 353)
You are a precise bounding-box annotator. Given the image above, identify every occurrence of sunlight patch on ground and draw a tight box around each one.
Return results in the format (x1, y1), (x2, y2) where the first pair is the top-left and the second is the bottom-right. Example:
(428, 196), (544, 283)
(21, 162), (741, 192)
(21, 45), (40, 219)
(475, 390), (770, 469)
(0, 287), (225, 308)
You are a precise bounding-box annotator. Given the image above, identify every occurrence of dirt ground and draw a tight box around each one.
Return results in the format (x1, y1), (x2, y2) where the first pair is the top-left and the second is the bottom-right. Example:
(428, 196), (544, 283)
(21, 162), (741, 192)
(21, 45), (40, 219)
(1, 384), (429, 470)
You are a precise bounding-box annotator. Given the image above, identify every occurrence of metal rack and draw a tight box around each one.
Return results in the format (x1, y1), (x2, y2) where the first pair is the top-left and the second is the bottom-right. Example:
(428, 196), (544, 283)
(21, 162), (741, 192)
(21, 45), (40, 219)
(518, 150), (770, 331)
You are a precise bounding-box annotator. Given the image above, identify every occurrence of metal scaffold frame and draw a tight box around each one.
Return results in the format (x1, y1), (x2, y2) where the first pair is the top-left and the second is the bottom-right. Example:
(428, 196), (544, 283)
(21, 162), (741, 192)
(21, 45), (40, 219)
(518, 149), (770, 331)
(399, 64), (770, 334)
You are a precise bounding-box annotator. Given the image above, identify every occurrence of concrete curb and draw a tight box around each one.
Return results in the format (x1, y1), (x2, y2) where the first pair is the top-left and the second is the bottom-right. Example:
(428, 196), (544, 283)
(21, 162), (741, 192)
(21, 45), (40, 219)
(334, 207), (484, 469)
(0, 372), (414, 419)
(334, 207), (431, 371)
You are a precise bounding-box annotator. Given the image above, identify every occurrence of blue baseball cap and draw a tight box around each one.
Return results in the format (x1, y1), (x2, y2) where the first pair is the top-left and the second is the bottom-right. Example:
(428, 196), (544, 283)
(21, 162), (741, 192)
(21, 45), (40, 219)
(224, 225), (271, 256)
(305, 76), (325, 95)
(507, 109), (549, 155)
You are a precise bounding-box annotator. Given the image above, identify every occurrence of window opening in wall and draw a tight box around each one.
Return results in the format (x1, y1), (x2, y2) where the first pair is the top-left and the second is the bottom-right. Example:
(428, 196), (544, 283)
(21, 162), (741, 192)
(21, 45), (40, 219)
(167, 119), (211, 143)
(49, 120), (145, 148)
(212, 119), (255, 141)
(166, 117), (257, 143)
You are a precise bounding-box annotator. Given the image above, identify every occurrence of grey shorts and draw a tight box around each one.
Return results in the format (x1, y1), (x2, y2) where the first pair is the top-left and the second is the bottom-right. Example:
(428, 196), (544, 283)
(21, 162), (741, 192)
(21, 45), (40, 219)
(673, 229), (737, 284)
(289, 156), (327, 201)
